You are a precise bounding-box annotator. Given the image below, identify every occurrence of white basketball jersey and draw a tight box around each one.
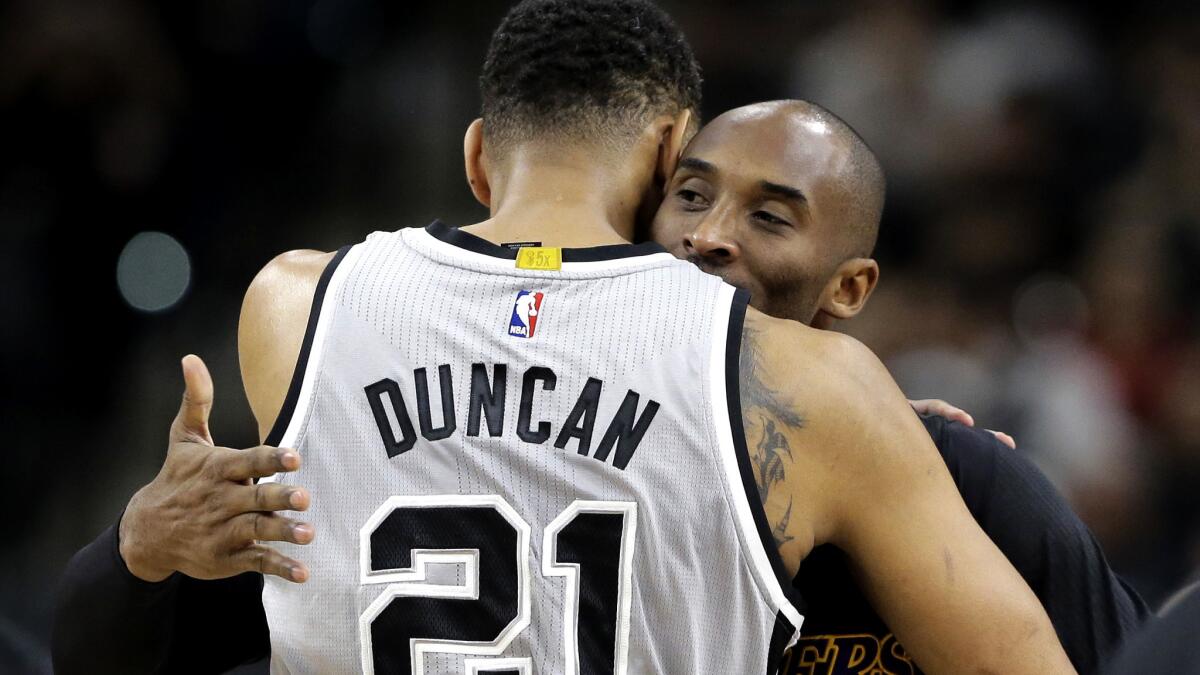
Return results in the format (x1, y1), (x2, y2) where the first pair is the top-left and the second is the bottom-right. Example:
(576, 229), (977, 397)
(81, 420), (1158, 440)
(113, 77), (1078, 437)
(261, 222), (803, 674)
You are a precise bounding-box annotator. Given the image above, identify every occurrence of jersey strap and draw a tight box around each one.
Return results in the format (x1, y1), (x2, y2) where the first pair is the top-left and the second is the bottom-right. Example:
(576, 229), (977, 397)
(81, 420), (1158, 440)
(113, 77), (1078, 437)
(264, 244), (357, 448)
(708, 284), (805, 665)
(766, 611), (800, 675)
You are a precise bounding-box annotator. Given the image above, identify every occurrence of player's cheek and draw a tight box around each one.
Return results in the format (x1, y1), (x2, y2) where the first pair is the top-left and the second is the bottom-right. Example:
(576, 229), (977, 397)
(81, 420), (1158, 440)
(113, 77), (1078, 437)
(649, 211), (687, 246)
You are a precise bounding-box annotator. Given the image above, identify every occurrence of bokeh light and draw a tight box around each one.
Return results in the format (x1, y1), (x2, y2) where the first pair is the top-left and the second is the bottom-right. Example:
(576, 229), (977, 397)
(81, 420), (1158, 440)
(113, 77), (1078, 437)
(115, 231), (191, 313)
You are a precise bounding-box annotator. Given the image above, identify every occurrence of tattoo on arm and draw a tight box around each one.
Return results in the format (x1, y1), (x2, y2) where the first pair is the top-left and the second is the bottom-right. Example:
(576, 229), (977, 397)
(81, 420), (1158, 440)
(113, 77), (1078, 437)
(740, 324), (804, 549)
(772, 496), (796, 548)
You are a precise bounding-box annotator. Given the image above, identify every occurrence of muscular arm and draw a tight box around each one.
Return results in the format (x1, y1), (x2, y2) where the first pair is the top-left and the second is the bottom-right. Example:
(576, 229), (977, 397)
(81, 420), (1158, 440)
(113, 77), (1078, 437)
(741, 309), (1074, 674)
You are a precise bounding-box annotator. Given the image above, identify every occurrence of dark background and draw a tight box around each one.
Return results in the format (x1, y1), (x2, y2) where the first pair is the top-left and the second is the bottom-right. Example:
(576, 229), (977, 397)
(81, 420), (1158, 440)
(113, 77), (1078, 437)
(2, 0), (1198, 669)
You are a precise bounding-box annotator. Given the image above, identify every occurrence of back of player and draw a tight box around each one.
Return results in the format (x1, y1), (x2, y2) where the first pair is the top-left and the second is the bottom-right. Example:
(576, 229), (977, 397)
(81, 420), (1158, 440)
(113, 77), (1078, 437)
(261, 222), (803, 674)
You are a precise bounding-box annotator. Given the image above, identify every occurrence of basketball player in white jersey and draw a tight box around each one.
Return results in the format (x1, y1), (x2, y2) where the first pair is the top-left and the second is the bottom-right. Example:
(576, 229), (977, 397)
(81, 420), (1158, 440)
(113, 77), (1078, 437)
(112, 1), (1073, 673)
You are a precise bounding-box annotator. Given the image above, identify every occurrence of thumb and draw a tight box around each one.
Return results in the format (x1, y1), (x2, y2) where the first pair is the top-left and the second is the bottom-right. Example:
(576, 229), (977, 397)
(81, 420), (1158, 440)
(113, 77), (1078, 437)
(172, 354), (214, 445)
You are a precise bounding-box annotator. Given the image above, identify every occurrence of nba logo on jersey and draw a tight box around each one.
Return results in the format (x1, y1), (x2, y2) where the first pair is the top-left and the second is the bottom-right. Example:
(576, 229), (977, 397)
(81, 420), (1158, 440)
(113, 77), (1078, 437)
(508, 290), (545, 338)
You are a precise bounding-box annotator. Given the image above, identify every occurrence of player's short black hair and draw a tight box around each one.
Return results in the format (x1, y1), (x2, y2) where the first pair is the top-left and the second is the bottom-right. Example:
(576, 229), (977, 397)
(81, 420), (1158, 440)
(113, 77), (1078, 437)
(480, 0), (702, 155)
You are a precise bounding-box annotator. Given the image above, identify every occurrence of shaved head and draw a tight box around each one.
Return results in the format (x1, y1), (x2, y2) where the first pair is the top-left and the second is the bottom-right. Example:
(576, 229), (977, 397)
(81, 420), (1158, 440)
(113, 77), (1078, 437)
(709, 100), (886, 259)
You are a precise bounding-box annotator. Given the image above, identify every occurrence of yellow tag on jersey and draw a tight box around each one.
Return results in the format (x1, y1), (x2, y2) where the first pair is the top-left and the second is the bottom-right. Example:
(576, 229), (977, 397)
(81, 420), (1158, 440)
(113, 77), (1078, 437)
(515, 247), (562, 271)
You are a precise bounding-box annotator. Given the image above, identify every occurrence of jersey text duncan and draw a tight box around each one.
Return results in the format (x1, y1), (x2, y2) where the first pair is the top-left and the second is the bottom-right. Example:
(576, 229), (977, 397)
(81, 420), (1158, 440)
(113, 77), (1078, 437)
(363, 363), (660, 470)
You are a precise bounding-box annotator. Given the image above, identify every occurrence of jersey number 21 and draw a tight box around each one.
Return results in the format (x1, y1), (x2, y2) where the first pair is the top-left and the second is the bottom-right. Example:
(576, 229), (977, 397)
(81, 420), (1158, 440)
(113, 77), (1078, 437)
(359, 495), (638, 675)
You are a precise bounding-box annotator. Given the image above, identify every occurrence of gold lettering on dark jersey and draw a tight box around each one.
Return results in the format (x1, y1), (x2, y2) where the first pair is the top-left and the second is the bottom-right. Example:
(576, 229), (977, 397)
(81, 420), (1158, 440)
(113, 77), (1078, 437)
(780, 633), (918, 675)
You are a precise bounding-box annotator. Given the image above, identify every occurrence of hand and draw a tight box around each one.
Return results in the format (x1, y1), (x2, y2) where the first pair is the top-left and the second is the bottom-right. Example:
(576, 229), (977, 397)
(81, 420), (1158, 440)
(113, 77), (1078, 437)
(118, 355), (314, 583)
(908, 398), (1016, 449)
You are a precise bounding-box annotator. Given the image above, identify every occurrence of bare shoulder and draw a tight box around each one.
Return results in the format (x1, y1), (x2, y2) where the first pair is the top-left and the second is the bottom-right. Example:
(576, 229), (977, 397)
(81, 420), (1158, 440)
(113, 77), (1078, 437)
(245, 249), (336, 300)
(745, 307), (910, 440)
(742, 308), (878, 385)
(240, 248), (335, 346)
(239, 249), (335, 441)
(741, 308), (889, 436)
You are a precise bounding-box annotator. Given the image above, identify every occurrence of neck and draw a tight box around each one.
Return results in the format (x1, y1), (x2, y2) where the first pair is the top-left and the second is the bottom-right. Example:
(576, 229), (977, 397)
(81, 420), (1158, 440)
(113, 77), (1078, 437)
(466, 145), (649, 248)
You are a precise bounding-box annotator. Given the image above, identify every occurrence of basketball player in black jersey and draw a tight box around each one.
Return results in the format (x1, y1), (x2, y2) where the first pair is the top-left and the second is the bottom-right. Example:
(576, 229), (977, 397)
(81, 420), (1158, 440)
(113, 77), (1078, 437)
(54, 3), (1076, 674)
(649, 100), (1150, 675)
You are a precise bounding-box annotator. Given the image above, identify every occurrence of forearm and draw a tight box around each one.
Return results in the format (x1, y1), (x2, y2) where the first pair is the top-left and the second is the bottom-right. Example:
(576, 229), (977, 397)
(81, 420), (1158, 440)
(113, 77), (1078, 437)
(53, 518), (272, 674)
(52, 521), (180, 674)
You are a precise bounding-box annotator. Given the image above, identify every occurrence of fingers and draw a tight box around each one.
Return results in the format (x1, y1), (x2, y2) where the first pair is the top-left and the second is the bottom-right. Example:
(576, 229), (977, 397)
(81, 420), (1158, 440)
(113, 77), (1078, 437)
(943, 406), (974, 427)
(232, 511), (315, 545)
(232, 544), (310, 583)
(987, 429), (1017, 449)
(217, 446), (302, 481)
(909, 399), (974, 427)
(229, 482), (310, 514)
(172, 355), (215, 445)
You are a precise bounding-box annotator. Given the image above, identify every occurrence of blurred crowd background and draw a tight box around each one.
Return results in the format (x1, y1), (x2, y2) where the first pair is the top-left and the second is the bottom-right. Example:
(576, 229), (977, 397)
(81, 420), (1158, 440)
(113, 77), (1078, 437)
(1, 0), (1197, 669)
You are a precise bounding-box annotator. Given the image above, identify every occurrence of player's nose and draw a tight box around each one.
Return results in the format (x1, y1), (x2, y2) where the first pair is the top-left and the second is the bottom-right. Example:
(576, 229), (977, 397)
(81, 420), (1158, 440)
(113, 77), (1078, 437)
(684, 215), (740, 265)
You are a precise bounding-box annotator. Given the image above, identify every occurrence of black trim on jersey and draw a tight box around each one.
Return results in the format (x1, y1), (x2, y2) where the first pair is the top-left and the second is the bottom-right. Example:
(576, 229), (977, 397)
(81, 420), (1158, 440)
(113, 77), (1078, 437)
(264, 245), (352, 447)
(765, 611), (797, 675)
(425, 220), (668, 262)
(725, 288), (808, 613)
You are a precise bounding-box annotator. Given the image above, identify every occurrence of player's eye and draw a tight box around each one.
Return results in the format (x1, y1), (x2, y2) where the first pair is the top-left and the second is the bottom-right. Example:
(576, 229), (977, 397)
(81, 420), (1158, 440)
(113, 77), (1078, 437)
(752, 211), (789, 227)
(676, 189), (709, 209)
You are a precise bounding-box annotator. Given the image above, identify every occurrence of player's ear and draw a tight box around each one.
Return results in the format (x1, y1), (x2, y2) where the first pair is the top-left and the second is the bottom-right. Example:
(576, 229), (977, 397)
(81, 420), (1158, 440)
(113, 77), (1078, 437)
(655, 108), (693, 187)
(816, 258), (879, 322)
(464, 118), (492, 208)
